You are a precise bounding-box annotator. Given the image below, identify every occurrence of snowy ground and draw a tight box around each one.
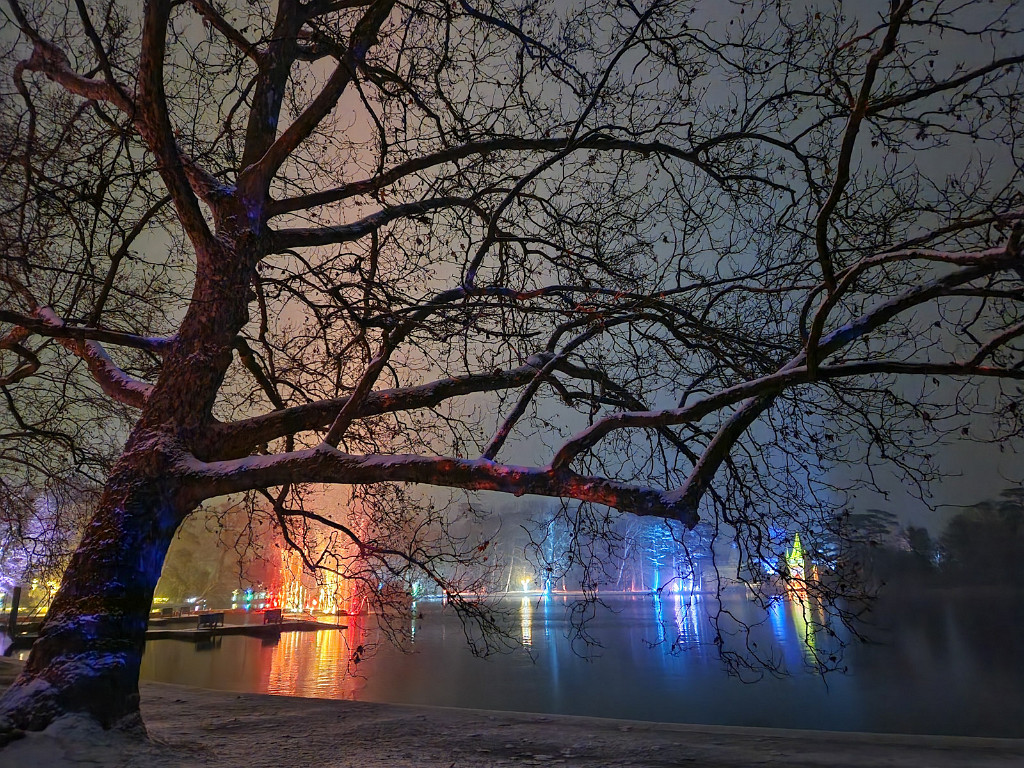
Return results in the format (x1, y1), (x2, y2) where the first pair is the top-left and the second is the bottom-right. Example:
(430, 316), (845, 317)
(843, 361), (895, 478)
(1, 657), (1022, 767)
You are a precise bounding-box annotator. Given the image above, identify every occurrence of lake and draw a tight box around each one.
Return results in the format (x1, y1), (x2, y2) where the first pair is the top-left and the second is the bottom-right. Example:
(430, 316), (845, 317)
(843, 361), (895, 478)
(126, 589), (1024, 738)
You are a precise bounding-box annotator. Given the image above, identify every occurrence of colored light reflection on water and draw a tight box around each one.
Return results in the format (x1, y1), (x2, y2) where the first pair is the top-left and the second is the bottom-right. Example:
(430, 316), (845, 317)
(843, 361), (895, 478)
(520, 596), (533, 647)
(126, 615), (370, 700)
(134, 590), (1024, 737)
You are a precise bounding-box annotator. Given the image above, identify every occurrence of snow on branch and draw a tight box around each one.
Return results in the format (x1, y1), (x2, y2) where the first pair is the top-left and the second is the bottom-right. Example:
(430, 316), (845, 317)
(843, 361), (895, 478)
(551, 253), (1024, 474)
(182, 445), (701, 528)
(0, 310), (173, 354)
(18, 37), (132, 110)
(33, 308), (154, 408)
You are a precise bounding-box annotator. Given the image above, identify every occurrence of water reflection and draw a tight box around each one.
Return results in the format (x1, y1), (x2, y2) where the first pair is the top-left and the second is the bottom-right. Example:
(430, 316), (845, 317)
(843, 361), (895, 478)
(520, 596), (533, 647)
(768, 596), (785, 638)
(672, 590), (703, 647)
(648, 588), (706, 657)
(194, 636), (222, 653)
(651, 592), (666, 644)
(137, 623), (365, 700)
(135, 591), (1024, 737)
(265, 624), (348, 697)
(768, 590), (829, 669)
(789, 587), (821, 666)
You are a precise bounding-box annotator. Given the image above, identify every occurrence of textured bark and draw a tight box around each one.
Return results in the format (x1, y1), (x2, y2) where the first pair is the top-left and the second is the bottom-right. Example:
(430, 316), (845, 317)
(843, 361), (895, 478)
(0, 221), (257, 737)
(0, 446), (190, 735)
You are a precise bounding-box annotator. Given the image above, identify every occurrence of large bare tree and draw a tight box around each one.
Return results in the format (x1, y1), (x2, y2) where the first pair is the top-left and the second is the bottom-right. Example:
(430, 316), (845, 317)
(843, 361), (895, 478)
(1, 0), (1022, 737)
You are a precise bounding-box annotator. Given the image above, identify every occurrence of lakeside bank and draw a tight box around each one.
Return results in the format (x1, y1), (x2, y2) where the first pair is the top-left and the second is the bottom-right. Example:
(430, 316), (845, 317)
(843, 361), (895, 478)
(1, 658), (1022, 767)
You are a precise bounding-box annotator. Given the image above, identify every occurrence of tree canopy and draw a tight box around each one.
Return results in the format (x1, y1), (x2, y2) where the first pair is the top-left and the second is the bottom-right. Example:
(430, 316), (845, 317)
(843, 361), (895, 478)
(0, 0), (1022, 736)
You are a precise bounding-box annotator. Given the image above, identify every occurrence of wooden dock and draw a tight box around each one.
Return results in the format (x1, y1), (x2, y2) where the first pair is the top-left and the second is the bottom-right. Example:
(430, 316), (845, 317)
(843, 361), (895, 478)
(145, 619), (343, 642)
(5, 618), (346, 652)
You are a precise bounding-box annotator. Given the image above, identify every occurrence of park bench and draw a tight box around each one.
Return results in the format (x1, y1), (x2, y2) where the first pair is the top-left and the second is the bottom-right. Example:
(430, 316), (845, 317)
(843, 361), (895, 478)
(263, 608), (283, 625)
(196, 612), (224, 630)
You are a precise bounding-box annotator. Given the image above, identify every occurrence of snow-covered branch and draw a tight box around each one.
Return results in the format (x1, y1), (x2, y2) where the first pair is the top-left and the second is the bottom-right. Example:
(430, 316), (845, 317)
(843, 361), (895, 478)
(17, 38), (132, 110)
(32, 308), (154, 408)
(0, 310), (174, 354)
(183, 446), (701, 527)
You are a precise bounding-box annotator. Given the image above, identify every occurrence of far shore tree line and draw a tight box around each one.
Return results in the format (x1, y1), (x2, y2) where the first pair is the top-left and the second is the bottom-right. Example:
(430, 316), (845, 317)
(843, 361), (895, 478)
(140, 484), (1024, 607)
(8, 487), (1015, 616)
(827, 487), (1024, 589)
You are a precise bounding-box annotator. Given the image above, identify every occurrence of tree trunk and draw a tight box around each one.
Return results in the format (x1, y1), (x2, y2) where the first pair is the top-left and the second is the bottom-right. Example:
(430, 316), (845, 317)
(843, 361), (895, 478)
(0, 223), (258, 742)
(0, 448), (190, 737)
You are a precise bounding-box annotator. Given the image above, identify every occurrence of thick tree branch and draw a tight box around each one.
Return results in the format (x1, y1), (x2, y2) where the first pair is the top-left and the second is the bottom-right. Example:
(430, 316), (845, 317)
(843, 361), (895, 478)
(31, 308), (153, 408)
(13, 35), (132, 110)
(802, 245), (1012, 351)
(11, 15), (225, 210)
(552, 253), (1022, 474)
(207, 359), (552, 459)
(551, 358), (1023, 477)
(270, 196), (475, 249)
(183, 446), (702, 527)
(967, 320), (1024, 367)
(13, 1), (219, 239)
(88, 195), (174, 325)
(0, 310), (174, 354)
(267, 136), (709, 216)
(481, 327), (610, 461)
(0, 343), (40, 387)
(812, 0), (913, 295)
(187, 0), (259, 61)
(233, 337), (286, 409)
(310, 0), (375, 13)
(137, 0), (214, 247)
(72, 0), (127, 96)
(867, 54), (1024, 116)
(241, 0), (396, 187)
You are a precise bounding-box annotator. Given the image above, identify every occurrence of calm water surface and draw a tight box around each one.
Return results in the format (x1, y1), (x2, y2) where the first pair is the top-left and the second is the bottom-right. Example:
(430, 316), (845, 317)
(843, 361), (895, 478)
(132, 590), (1024, 737)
